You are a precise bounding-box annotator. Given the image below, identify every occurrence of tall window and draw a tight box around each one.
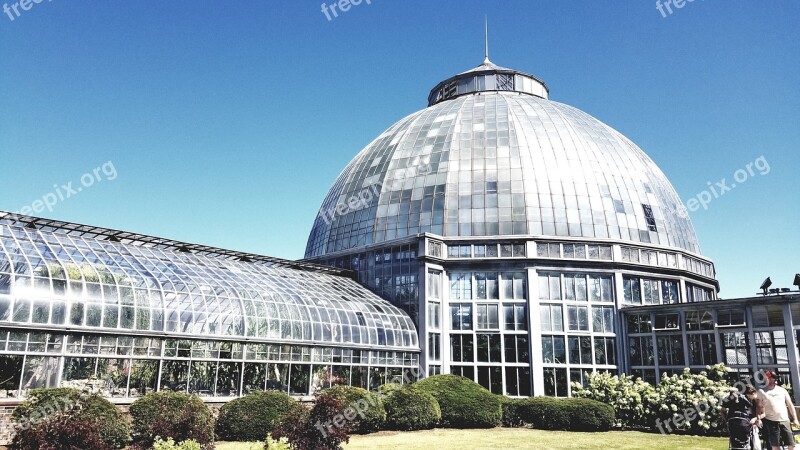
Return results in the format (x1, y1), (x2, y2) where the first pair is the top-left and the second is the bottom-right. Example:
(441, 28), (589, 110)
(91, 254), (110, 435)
(427, 270), (441, 299)
(504, 304), (527, 331)
(450, 304), (472, 331)
(450, 273), (471, 300)
(539, 304), (563, 332)
(476, 304), (499, 330)
(567, 306), (589, 331)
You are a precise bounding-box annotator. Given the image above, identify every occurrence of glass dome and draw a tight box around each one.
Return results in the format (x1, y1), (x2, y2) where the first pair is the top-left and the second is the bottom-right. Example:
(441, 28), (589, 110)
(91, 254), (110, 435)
(306, 61), (699, 258)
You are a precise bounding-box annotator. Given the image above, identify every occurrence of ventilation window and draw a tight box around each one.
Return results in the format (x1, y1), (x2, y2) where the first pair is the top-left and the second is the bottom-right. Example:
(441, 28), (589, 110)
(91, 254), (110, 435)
(496, 74), (514, 91)
(356, 312), (366, 326)
(641, 204), (658, 232)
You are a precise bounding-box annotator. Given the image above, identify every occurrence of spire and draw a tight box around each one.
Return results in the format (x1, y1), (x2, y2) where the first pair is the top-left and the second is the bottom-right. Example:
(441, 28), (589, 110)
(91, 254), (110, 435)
(484, 16), (491, 64)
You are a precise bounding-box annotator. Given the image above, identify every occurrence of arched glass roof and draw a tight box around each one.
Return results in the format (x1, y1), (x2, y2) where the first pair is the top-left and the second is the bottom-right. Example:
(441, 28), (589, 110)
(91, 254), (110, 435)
(0, 212), (419, 351)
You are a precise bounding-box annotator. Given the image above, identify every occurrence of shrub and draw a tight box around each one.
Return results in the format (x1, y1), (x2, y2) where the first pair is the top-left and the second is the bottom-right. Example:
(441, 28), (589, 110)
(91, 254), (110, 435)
(509, 397), (614, 432)
(648, 365), (730, 436)
(216, 391), (302, 441)
(376, 383), (402, 399)
(317, 385), (385, 434)
(271, 394), (350, 450)
(414, 375), (501, 428)
(11, 387), (130, 449)
(383, 386), (441, 430)
(153, 437), (202, 450)
(572, 371), (655, 429)
(264, 434), (292, 450)
(10, 411), (113, 450)
(573, 363), (733, 436)
(129, 391), (215, 450)
(498, 396), (522, 428)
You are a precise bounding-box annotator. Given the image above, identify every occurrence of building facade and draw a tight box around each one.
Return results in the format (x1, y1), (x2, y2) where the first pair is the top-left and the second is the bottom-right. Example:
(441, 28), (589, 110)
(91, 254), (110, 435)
(0, 212), (420, 402)
(304, 58), (721, 397)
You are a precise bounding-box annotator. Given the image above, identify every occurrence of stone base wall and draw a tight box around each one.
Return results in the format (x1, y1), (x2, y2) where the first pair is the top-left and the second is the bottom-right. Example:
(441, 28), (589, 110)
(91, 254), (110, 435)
(0, 402), (20, 447)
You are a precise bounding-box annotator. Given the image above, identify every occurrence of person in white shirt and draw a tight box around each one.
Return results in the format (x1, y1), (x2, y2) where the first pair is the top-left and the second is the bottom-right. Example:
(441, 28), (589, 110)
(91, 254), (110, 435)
(757, 370), (800, 450)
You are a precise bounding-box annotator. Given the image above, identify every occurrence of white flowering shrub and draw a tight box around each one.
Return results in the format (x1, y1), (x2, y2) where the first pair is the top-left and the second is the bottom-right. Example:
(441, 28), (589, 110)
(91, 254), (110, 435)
(649, 364), (731, 436)
(571, 371), (655, 429)
(574, 363), (735, 436)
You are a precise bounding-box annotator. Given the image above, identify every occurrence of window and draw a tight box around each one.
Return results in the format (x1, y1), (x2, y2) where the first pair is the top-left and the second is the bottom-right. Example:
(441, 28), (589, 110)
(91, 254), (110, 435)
(594, 337), (615, 365)
(449, 273), (471, 300)
(504, 304), (527, 331)
(450, 334), (474, 362)
(539, 273), (561, 301)
(755, 331), (788, 366)
(428, 241), (442, 258)
(567, 306), (589, 331)
(475, 273), (498, 299)
(654, 314), (679, 331)
(717, 310), (746, 327)
(627, 314), (652, 333)
(427, 303), (440, 329)
(427, 271), (441, 299)
(476, 334), (502, 362)
(500, 272), (526, 299)
(642, 204), (657, 232)
(450, 304), (472, 331)
(629, 336), (654, 366)
(428, 334), (440, 361)
(688, 334), (717, 366)
(505, 367), (531, 397)
(476, 304), (499, 330)
(752, 305), (785, 328)
(450, 365), (473, 380)
(564, 274), (588, 301)
(544, 367), (568, 397)
(539, 304), (563, 332)
(642, 279), (660, 305)
(568, 336), (593, 365)
(504, 335), (529, 363)
(541, 335), (566, 364)
(623, 277), (641, 304)
(722, 332), (750, 365)
(661, 280), (679, 304)
(657, 335), (685, 366)
(512, 244), (526, 257)
(588, 275), (614, 303)
(686, 310), (713, 331)
(592, 306), (615, 333)
(477, 366), (503, 395)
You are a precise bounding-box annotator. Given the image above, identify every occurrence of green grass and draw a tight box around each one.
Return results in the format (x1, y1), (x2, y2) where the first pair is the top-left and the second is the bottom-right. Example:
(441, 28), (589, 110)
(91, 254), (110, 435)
(216, 428), (728, 450)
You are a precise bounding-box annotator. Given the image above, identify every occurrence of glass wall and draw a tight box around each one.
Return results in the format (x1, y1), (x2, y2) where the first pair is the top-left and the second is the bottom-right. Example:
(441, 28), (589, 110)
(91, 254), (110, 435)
(0, 329), (418, 399)
(447, 271), (530, 396)
(538, 271), (616, 396)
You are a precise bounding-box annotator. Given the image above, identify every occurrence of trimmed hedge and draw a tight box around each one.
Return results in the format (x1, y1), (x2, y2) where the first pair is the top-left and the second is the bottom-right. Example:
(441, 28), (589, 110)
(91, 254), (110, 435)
(318, 385), (386, 434)
(414, 375), (501, 428)
(128, 391), (215, 450)
(11, 411), (113, 450)
(384, 386), (441, 431)
(11, 388), (130, 449)
(506, 397), (615, 432)
(216, 391), (302, 441)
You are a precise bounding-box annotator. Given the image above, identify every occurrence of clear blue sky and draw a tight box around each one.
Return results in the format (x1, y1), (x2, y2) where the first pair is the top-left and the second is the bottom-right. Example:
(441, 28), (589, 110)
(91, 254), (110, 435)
(1, 1), (797, 298)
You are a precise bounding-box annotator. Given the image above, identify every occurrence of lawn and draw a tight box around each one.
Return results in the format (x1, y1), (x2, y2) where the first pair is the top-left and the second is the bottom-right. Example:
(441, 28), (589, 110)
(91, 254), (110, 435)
(216, 428), (728, 450)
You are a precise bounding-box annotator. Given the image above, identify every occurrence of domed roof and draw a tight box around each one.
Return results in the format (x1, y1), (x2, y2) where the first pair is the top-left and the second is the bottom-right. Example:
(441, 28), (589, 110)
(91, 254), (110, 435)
(305, 61), (699, 258)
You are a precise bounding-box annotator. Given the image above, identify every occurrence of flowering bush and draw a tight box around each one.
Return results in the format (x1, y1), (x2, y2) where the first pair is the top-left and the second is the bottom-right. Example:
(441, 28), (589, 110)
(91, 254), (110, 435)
(649, 364), (731, 436)
(574, 363), (735, 436)
(572, 371), (654, 430)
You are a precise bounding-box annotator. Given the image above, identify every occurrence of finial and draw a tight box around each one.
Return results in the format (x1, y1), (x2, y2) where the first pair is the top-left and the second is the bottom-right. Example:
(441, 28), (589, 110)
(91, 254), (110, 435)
(484, 16), (490, 64)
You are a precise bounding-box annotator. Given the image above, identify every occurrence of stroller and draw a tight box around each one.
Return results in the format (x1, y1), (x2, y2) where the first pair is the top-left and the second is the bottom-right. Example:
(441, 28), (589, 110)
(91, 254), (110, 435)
(727, 411), (754, 450)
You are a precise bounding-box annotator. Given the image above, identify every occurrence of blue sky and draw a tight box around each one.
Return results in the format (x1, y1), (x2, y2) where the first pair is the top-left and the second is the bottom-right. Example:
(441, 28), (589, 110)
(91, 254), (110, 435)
(0, 1), (797, 298)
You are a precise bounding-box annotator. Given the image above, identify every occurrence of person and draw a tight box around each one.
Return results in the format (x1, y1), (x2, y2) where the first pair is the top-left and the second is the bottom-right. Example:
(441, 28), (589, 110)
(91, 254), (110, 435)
(757, 370), (800, 450)
(722, 385), (763, 450)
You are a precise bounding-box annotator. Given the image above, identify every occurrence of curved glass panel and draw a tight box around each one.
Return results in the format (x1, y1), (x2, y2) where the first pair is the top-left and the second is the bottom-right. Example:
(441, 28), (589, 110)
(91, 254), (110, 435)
(306, 91), (700, 258)
(0, 222), (419, 351)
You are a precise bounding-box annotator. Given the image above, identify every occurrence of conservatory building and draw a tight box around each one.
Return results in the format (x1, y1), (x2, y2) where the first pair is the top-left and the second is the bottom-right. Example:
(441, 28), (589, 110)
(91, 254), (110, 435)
(0, 211), (420, 401)
(304, 57), (720, 397)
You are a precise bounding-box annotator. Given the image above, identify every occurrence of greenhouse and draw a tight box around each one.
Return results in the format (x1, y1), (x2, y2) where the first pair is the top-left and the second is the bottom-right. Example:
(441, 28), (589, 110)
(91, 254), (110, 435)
(0, 211), (420, 400)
